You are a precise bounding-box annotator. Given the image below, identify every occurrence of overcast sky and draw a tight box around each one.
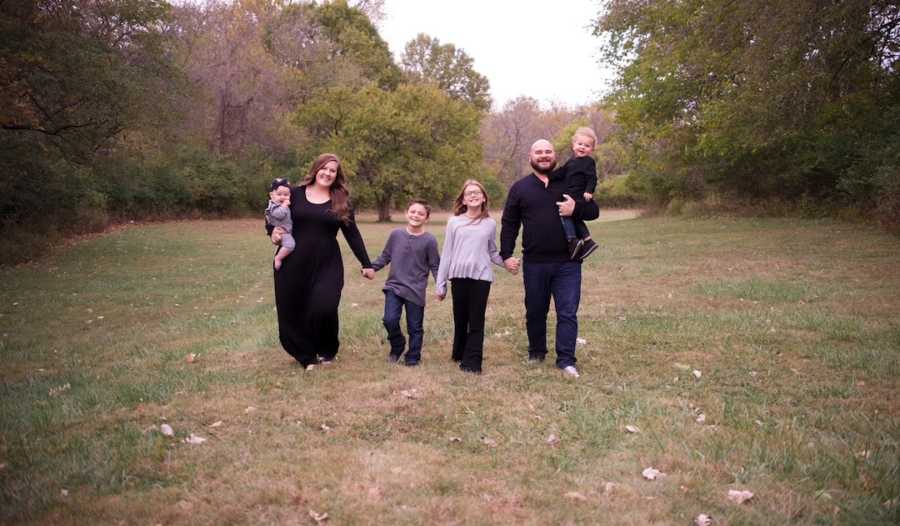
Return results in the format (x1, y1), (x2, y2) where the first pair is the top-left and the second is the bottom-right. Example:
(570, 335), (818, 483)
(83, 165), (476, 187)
(379, 0), (614, 111)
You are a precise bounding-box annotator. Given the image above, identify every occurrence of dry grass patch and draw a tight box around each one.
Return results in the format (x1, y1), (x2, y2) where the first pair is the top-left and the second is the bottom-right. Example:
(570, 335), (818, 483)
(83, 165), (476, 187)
(2, 215), (899, 524)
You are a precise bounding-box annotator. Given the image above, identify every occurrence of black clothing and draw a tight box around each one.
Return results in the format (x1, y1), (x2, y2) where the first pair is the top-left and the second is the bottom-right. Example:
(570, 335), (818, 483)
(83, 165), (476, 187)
(560, 156), (598, 241)
(268, 185), (371, 366)
(500, 171), (600, 263)
(450, 278), (491, 373)
(561, 156), (598, 196)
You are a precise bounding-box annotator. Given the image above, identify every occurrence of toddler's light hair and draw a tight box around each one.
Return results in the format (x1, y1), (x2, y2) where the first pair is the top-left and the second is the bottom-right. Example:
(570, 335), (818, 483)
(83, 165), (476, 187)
(572, 126), (598, 145)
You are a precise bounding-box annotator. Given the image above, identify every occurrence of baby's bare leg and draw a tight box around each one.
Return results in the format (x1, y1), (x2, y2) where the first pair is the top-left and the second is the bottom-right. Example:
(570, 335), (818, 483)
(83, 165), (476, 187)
(274, 246), (293, 270)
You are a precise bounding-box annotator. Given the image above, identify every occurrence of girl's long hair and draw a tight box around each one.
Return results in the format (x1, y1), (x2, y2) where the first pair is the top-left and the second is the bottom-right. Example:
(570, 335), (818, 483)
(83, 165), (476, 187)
(302, 153), (351, 224)
(452, 179), (490, 223)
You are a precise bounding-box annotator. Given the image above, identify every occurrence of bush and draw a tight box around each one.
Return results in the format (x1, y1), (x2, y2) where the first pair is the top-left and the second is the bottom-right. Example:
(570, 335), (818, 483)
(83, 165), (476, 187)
(596, 173), (646, 208)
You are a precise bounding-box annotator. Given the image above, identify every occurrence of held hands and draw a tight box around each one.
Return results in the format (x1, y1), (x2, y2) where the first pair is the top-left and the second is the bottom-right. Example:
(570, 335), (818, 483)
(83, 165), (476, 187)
(503, 257), (520, 275)
(271, 226), (285, 245)
(435, 291), (446, 302)
(583, 192), (593, 201)
(361, 268), (375, 280)
(556, 194), (575, 217)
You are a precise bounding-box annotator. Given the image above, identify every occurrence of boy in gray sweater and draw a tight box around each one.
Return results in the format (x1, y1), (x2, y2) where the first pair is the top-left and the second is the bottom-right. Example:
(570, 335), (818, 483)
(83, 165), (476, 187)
(364, 200), (440, 366)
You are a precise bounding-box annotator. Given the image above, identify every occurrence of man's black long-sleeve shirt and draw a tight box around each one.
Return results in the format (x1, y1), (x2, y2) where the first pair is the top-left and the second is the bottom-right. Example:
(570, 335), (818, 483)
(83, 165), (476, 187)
(500, 170), (600, 263)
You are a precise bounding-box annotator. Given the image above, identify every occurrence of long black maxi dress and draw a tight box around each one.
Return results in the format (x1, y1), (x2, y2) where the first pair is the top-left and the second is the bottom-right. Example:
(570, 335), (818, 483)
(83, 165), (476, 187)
(269, 185), (371, 367)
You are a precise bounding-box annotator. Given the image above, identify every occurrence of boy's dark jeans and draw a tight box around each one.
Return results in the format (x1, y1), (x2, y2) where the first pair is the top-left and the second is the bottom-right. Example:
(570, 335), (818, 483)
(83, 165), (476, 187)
(560, 216), (591, 240)
(383, 290), (425, 364)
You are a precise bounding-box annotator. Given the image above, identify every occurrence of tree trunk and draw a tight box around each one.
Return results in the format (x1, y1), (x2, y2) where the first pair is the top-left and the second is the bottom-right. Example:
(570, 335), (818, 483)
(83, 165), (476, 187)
(377, 196), (392, 222)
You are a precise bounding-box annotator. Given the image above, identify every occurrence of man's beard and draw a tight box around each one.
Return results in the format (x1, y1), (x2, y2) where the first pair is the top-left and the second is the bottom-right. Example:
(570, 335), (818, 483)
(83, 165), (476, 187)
(530, 158), (556, 175)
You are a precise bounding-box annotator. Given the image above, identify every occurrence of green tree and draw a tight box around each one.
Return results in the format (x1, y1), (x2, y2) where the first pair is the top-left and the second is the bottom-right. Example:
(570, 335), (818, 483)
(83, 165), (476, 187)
(313, 0), (400, 90)
(401, 33), (492, 111)
(1, 0), (178, 259)
(1, 0), (175, 161)
(294, 83), (483, 221)
(596, 0), (900, 217)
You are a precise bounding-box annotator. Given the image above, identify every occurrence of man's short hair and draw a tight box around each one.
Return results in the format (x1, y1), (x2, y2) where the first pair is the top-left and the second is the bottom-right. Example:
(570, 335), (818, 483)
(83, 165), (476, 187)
(407, 199), (431, 218)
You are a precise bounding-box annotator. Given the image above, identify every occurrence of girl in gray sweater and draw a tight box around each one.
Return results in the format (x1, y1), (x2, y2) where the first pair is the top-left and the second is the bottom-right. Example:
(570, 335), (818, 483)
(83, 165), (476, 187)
(436, 179), (506, 373)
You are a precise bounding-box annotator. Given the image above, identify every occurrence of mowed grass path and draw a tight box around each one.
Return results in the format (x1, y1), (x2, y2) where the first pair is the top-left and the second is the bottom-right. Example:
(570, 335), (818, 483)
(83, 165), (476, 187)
(1, 214), (898, 525)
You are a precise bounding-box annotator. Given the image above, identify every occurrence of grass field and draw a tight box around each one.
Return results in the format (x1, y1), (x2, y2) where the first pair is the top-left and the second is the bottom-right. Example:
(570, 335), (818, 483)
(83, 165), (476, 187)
(1, 212), (898, 525)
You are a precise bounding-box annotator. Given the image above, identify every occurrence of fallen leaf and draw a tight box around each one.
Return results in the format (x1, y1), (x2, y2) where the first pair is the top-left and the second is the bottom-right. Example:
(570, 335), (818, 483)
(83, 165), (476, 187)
(480, 436), (498, 448)
(642, 467), (663, 480)
(399, 389), (421, 400)
(695, 413), (707, 424)
(61, 489), (68, 497)
(320, 423), (332, 432)
(351, 303), (359, 308)
(367, 486), (383, 501)
(816, 489), (832, 501)
(244, 406), (256, 414)
(308, 510), (329, 523)
(602, 482), (618, 493)
(448, 436), (462, 443)
(546, 434), (560, 447)
(624, 425), (640, 434)
(209, 421), (223, 428)
(727, 489), (754, 504)
(692, 369), (702, 379)
(183, 434), (207, 445)
(185, 353), (197, 364)
(48, 383), (71, 397)
(673, 362), (691, 371)
(694, 513), (713, 526)
(575, 337), (587, 345)
(564, 491), (588, 502)
(160, 424), (174, 436)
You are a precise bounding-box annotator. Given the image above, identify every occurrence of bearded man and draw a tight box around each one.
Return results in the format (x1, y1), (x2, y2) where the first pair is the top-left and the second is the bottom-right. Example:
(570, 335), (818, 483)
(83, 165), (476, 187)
(499, 139), (600, 378)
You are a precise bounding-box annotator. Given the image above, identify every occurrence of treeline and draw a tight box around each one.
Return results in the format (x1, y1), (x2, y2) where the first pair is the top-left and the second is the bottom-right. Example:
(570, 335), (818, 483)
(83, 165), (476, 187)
(8, 0), (891, 264)
(595, 0), (900, 225)
(1, 0), (513, 262)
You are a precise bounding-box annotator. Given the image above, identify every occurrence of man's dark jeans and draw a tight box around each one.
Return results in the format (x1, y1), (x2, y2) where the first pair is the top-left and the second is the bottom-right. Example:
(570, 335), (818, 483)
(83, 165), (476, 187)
(522, 261), (581, 368)
(383, 290), (425, 364)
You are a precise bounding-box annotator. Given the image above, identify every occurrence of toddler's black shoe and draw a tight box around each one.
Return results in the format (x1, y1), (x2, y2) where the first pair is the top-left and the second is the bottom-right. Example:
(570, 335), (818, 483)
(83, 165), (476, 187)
(568, 238), (584, 260)
(579, 239), (599, 260)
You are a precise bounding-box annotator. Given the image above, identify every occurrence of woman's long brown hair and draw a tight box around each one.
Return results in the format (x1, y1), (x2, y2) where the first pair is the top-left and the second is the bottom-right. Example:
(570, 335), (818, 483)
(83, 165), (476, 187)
(452, 179), (490, 223)
(302, 153), (351, 224)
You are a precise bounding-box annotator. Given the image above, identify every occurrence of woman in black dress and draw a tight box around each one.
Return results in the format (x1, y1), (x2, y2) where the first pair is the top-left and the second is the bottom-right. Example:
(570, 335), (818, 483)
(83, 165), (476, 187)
(269, 153), (373, 370)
